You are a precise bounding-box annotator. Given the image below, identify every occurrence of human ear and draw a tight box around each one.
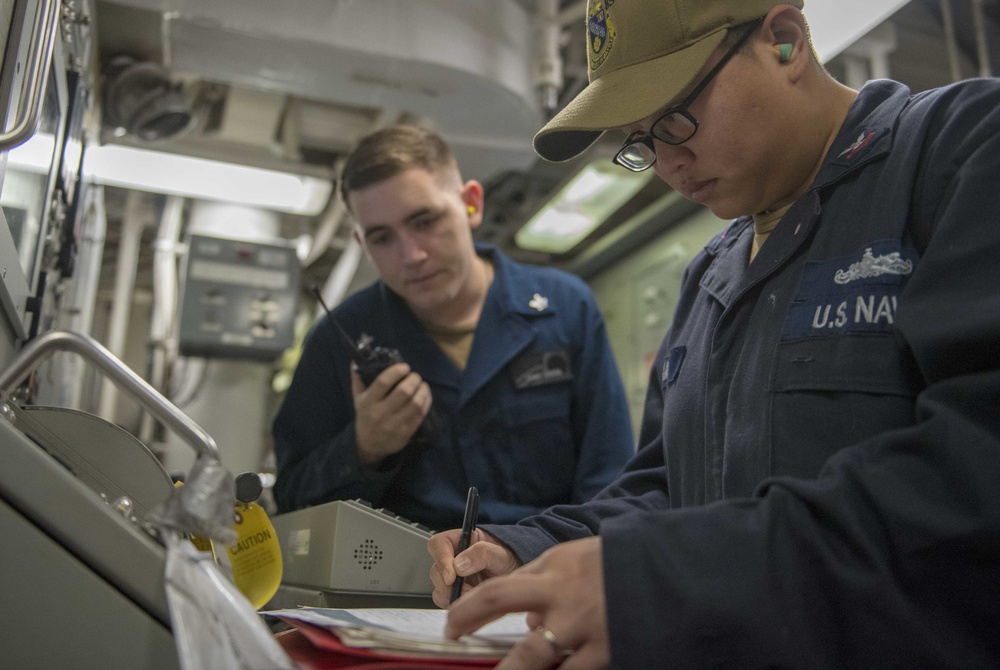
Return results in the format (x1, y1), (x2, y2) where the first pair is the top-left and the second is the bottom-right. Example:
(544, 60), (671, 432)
(763, 5), (808, 66)
(461, 180), (485, 227)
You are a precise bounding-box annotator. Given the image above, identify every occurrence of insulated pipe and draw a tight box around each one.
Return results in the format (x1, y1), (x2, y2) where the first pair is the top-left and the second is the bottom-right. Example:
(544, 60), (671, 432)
(535, 0), (563, 118)
(317, 236), (363, 322)
(97, 190), (146, 422)
(842, 55), (869, 90)
(139, 195), (185, 445)
(303, 152), (360, 269)
(971, 0), (993, 78)
(558, 1), (586, 27)
(304, 187), (347, 267)
(46, 185), (108, 411)
(939, 0), (964, 82)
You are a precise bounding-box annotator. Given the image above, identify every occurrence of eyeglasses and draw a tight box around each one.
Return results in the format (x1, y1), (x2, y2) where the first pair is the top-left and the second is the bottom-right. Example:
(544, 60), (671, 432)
(613, 20), (763, 172)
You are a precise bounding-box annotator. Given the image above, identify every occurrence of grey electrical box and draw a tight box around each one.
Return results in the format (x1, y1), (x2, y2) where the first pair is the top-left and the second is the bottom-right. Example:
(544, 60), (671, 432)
(178, 234), (299, 361)
(271, 500), (434, 597)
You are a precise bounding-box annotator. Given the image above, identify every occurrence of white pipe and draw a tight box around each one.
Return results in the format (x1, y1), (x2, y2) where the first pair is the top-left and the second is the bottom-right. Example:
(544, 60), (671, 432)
(869, 49), (891, 81)
(534, 0), (563, 117)
(62, 185), (108, 409)
(939, 0), (964, 82)
(304, 192), (347, 267)
(971, 0), (993, 78)
(97, 190), (145, 422)
(139, 195), (185, 445)
(318, 236), (363, 321)
(38, 185), (108, 410)
(558, 1), (585, 27)
(842, 54), (870, 89)
(303, 157), (347, 267)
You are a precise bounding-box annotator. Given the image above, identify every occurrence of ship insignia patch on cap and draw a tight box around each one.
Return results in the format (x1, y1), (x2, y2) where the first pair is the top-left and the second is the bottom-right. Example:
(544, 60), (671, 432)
(588, 0), (617, 70)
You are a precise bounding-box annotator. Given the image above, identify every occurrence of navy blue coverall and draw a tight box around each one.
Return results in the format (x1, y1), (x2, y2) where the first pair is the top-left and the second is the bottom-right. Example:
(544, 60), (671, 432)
(273, 244), (634, 531)
(488, 80), (1000, 668)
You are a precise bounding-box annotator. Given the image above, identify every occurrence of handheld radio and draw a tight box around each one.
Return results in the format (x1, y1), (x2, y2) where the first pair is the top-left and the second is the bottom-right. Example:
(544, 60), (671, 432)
(312, 287), (437, 445)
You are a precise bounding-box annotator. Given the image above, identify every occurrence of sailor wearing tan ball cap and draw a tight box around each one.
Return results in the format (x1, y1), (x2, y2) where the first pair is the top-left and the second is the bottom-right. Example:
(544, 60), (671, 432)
(430, 0), (1000, 668)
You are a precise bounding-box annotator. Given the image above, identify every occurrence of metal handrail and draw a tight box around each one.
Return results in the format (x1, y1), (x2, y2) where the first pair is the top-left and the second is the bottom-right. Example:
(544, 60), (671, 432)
(0, 330), (221, 461)
(0, 0), (61, 151)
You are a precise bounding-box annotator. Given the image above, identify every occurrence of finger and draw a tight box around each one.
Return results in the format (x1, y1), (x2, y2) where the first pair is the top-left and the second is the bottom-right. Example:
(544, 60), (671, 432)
(429, 563), (452, 609)
(415, 381), (433, 418)
(379, 371), (425, 415)
(559, 641), (609, 670)
(367, 362), (412, 398)
(428, 531), (462, 582)
(389, 381), (432, 430)
(445, 573), (552, 638)
(495, 627), (563, 670)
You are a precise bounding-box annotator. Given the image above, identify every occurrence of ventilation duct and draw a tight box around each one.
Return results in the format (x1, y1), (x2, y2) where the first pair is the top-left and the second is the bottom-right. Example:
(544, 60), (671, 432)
(103, 56), (197, 142)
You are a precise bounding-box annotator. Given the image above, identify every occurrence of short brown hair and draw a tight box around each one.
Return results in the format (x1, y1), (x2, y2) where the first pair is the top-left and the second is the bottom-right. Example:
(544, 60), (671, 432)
(340, 125), (460, 204)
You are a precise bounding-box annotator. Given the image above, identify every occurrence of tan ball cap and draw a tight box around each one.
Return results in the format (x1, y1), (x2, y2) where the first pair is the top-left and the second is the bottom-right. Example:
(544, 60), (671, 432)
(533, 0), (805, 162)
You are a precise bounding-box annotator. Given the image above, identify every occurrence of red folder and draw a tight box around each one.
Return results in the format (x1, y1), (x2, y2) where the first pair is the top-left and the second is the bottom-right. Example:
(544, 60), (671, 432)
(275, 619), (503, 670)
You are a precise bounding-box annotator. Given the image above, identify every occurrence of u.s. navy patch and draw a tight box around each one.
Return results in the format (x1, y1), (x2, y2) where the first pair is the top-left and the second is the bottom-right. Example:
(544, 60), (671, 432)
(782, 240), (918, 340)
(588, 0), (616, 71)
(511, 350), (574, 389)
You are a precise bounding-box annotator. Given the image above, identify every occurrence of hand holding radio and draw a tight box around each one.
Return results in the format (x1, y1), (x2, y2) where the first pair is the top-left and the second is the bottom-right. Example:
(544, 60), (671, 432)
(351, 361), (433, 466)
(312, 287), (439, 465)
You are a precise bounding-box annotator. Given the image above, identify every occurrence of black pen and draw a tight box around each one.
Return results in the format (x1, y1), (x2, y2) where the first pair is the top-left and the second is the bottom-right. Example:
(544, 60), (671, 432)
(450, 486), (479, 604)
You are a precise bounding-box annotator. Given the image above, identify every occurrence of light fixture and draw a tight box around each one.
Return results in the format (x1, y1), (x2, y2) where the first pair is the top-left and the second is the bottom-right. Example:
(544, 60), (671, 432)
(516, 161), (651, 254)
(82, 144), (333, 215)
(5, 133), (56, 174)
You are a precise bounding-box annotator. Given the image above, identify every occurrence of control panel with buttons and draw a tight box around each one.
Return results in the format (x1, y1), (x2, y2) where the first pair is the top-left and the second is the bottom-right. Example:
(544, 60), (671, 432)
(178, 234), (300, 361)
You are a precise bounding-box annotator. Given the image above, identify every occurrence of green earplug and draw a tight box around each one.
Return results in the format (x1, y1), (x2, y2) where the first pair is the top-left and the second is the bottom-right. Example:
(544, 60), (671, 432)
(777, 43), (793, 63)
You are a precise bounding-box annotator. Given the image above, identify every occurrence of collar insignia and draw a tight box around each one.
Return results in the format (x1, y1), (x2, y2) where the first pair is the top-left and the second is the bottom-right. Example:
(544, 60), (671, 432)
(528, 293), (549, 312)
(838, 130), (877, 161)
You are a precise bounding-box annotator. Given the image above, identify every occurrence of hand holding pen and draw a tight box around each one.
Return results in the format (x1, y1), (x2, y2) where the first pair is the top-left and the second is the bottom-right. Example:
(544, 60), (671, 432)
(450, 486), (480, 604)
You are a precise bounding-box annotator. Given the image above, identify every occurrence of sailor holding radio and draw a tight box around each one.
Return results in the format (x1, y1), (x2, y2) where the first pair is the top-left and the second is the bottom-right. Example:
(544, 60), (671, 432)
(273, 125), (634, 531)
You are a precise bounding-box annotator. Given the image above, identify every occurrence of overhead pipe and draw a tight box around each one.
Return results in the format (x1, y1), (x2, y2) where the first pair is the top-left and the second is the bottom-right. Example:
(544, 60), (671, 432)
(303, 179), (347, 268)
(970, 0), (993, 78)
(44, 185), (108, 411)
(139, 195), (185, 446)
(558, 1), (586, 27)
(317, 237), (363, 323)
(535, 0), (563, 118)
(939, 0), (964, 82)
(97, 190), (146, 422)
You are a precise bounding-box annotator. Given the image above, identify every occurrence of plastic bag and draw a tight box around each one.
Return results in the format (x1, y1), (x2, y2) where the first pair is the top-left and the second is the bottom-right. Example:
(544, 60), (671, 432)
(162, 529), (295, 670)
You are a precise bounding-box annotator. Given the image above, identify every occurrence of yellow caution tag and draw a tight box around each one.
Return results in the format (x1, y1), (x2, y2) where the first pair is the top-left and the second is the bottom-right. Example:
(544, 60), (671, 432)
(227, 502), (283, 610)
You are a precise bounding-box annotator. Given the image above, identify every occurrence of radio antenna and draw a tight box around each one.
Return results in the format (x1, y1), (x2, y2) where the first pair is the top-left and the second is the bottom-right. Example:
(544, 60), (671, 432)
(311, 286), (365, 356)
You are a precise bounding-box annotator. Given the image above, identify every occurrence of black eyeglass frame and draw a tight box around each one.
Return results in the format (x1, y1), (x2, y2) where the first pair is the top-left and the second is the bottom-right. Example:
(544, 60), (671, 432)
(613, 19), (764, 171)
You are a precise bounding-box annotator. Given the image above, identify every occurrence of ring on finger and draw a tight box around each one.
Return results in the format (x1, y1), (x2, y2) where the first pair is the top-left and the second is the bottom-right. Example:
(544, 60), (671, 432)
(534, 625), (565, 656)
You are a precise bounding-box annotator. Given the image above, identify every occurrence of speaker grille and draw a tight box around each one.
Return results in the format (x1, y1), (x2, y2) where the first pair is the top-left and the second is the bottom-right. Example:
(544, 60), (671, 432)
(354, 539), (383, 570)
